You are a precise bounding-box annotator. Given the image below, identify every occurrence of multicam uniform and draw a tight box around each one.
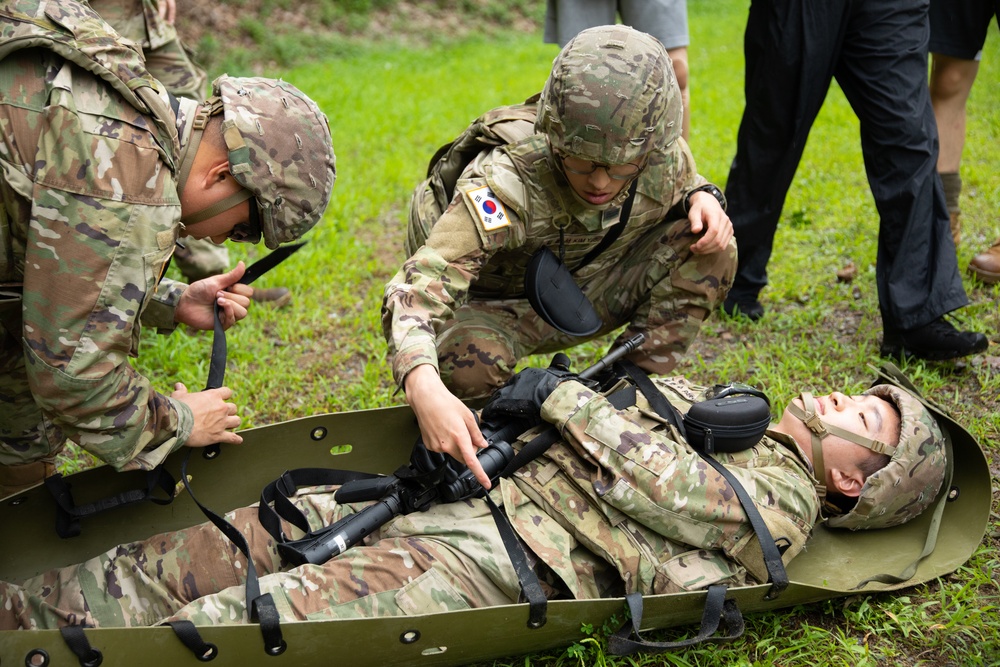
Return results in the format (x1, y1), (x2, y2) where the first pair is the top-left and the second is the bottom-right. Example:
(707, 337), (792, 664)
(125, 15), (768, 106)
(0, 0), (199, 492)
(88, 0), (206, 98)
(0, 376), (819, 629)
(89, 0), (229, 281)
(383, 116), (736, 398)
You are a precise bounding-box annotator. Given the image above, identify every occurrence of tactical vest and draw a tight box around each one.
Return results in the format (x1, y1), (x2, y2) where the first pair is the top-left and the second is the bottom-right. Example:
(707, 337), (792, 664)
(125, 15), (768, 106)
(0, 0), (180, 283)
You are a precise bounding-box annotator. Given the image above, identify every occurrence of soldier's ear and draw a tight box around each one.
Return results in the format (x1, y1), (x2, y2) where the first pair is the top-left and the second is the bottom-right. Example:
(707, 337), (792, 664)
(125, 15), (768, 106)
(830, 467), (864, 498)
(204, 159), (233, 187)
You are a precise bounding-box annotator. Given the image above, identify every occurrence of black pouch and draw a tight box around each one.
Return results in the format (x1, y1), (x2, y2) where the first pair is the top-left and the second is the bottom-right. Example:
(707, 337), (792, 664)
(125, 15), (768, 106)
(525, 246), (602, 337)
(683, 384), (771, 454)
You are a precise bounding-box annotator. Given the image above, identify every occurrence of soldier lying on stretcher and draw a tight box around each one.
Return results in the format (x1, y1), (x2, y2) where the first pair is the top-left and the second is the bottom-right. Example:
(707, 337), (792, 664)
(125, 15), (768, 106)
(0, 364), (947, 629)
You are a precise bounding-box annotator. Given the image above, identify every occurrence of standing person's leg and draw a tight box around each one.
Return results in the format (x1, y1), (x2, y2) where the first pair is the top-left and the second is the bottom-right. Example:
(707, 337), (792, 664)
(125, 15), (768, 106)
(929, 54), (978, 246)
(722, 0), (844, 319)
(927, 0), (991, 248)
(543, 0), (618, 47)
(929, 0), (1000, 282)
(618, 0), (691, 140)
(836, 0), (983, 359)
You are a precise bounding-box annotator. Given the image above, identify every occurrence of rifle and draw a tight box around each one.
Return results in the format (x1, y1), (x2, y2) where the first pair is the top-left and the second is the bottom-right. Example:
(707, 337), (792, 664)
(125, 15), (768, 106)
(275, 333), (646, 566)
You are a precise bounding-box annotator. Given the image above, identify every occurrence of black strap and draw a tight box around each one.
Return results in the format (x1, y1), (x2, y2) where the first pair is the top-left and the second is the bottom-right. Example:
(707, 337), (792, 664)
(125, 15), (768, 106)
(166, 620), (219, 662)
(257, 467), (385, 550)
(482, 491), (548, 628)
(179, 451), (286, 656)
(608, 584), (744, 655)
(58, 625), (103, 667)
(571, 180), (639, 273)
(618, 360), (789, 600)
(45, 468), (176, 539)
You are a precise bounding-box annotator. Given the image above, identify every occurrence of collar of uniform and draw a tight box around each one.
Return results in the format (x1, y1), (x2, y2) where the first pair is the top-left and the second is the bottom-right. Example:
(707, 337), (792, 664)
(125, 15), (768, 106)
(766, 427), (816, 478)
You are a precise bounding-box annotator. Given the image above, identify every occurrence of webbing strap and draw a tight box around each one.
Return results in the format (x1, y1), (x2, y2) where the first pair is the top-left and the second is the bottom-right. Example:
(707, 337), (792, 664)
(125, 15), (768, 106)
(180, 451), (286, 655)
(608, 584), (744, 655)
(44, 468), (176, 539)
(618, 360), (789, 599)
(257, 467), (384, 546)
(482, 491), (548, 628)
(58, 625), (103, 667)
(166, 620), (218, 662)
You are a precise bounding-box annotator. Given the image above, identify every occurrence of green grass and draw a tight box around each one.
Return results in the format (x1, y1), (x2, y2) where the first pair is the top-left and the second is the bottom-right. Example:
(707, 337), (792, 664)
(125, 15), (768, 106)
(64, 0), (1000, 663)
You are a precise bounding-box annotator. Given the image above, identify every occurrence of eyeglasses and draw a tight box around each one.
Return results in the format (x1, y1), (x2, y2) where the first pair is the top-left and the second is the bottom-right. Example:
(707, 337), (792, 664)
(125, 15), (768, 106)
(560, 154), (643, 180)
(229, 199), (262, 244)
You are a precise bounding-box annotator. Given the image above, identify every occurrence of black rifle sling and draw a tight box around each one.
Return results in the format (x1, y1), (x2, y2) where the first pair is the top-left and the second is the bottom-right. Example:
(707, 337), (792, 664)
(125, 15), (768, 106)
(618, 360), (789, 600)
(570, 180), (638, 273)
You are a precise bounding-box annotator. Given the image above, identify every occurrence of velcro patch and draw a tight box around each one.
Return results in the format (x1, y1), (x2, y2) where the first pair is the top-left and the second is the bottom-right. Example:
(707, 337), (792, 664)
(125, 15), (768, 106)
(465, 185), (510, 232)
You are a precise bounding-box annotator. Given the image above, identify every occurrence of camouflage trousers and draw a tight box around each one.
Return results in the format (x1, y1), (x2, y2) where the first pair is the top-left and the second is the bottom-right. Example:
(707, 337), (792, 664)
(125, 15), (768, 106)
(439, 221), (736, 400)
(0, 486), (524, 629)
(172, 238), (229, 283)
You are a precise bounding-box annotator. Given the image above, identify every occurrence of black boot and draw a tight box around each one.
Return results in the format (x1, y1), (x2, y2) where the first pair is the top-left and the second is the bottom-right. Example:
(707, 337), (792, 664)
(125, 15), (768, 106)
(880, 317), (988, 361)
(721, 294), (765, 321)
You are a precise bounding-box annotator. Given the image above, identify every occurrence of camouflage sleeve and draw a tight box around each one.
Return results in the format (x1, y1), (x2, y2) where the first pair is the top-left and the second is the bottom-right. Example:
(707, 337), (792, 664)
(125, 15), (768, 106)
(21, 70), (189, 471)
(540, 381), (817, 569)
(381, 183), (516, 386)
(616, 139), (736, 374)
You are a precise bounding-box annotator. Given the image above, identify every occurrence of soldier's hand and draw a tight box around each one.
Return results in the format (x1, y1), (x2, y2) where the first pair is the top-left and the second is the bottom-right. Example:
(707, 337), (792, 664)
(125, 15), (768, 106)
(404, 365), (492, 489)
(158, 0), (176, 24)
(172, 383), (244, 447)
(686, 191), (733, 254)
(175, 262), (253, 331)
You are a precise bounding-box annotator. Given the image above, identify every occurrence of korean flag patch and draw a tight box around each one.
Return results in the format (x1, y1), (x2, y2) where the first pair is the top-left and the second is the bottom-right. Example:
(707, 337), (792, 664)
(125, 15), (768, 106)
(466, 185), (510, 232)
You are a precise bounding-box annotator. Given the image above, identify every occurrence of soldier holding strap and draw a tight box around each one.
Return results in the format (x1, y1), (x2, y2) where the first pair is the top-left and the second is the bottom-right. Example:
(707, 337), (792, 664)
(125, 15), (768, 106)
(0, 0), (336, 496)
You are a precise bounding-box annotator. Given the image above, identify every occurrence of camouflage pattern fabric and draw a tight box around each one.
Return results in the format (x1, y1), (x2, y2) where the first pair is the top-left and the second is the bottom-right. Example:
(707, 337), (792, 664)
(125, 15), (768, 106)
(88, 0), (207, 98)
(828, 384), (947, 530)
(0, 376), (820, 628)
(383, 125), (736, 399)
(171, 237), (229, 282)
(0, 0), (195, 489)
(537, 25), (682, 166)
(90, 0), (224, 283)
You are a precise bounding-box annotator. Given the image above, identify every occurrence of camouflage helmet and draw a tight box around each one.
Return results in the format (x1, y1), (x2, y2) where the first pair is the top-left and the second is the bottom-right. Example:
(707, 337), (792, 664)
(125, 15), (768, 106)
(825, 384), (947, 531)
(535, 25), (681, 166)
(214, 75), (337, 249)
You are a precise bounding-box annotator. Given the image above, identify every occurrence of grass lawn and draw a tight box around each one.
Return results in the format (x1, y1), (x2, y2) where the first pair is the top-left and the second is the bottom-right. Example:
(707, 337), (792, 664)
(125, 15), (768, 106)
(59, 0), (1000, 664)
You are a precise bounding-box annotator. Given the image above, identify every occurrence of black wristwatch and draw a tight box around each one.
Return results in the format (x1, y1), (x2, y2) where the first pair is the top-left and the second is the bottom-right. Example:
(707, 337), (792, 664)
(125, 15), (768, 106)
(683, 183), (727, 214)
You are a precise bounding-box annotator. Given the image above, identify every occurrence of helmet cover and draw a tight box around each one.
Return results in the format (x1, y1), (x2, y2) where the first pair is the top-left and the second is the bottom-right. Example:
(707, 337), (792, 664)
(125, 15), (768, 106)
(826, 384), (947, 530)
(213, 76), (337, 249)
(535, 25), (681, 166)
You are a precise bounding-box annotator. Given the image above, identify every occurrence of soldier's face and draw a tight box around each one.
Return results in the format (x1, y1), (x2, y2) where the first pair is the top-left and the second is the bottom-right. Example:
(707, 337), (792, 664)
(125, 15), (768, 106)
(182, 199), (253, 245)
(777, 392), (900, 462)
(561, 159), (632, 206)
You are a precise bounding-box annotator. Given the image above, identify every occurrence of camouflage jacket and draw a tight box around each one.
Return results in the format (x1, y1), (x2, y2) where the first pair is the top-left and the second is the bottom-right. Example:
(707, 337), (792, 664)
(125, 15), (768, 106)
(501, 377), (820, 596)
(382, 119), (717, 387)
(87, 0), (173, 50)
(0, 0), (195, 470)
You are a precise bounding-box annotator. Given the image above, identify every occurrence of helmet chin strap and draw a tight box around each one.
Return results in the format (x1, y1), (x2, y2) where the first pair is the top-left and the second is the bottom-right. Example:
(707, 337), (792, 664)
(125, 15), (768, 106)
(176, 100), (253, 227)
(786, 392), (895, 514)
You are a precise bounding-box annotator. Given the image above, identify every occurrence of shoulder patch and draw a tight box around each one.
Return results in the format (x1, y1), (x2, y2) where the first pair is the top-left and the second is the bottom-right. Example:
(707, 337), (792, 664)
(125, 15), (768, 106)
(465, 185), (510, 232)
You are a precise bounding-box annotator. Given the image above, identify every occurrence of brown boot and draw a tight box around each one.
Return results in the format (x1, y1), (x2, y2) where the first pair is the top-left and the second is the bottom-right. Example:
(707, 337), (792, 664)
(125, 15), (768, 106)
(949, 210), (961, 247)
(968, 239), (1000, 284)
(251, 287), (292, 308)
